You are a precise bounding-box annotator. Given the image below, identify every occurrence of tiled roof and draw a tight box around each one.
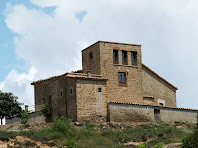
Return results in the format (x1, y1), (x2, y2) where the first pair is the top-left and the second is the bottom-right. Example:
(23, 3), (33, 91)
(109, 102), (198, 111)
(31, 73), (67, 85)
(31, 72), (107, 85)
(142, 64), (178, 90)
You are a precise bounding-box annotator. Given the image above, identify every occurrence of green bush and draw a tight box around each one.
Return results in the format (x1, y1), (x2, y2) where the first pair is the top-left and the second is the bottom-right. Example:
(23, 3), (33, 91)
(21, 110), (30, 124)
(23, 140), (37, 147)
(66, 136), (79, 148)
(52, 116), (71, 133)
(41, 104), (51, 118)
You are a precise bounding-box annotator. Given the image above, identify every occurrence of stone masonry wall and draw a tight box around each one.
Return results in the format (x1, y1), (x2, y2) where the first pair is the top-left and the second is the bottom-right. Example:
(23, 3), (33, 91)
(34, 76), (77, 121)
(99, 42), (143, 104)
(82, 43), (100, 75)
(109, 103), (197, 123)
(142, 66), (177, 107)
(76, 79), (107, 122)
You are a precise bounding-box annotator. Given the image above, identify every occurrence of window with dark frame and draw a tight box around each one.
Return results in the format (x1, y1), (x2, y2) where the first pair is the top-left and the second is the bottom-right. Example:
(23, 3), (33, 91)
(122, 51), (128, 65)
(113, 50), (119, 64)
(60, 91), (63, 96)
(118, 72), (127, 84)
(89, 52), (93, 60)
(131, 51), (137, 66)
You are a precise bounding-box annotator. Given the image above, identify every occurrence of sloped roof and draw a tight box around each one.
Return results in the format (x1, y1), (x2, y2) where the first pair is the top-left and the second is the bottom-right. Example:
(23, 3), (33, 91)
(31, 72), (107, 85)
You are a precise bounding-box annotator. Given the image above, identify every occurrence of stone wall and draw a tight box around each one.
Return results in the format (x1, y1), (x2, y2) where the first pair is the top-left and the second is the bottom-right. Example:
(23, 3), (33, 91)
(76, 79), (107, 121)
(81, 41), (144, 105)
(109, 103), (197, 123)
(142, 65), (177, 107)
(82, 42), (101, 75)
(33, 76), (77, 121)
(99, 42), (143, 105)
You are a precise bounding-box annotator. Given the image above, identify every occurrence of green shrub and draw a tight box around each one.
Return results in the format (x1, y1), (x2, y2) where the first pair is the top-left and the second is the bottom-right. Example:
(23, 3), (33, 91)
(21, 110), (30, 124)
(181, 136), (194, 148)
(66, 136), (79, 148)
(52, 116), (71, 133)
(41, 104), (52, 118)
(23, 140), (37, 147)
(138, 143), (150, 148)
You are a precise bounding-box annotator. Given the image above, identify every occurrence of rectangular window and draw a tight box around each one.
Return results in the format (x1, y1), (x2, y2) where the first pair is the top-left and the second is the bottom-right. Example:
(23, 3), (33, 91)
(113, 50), (119, 64)
(70, 88), (73, 95)
(131, 51), (137, 66)
(89, 52), (93, 60)
(98, 88), (102, 92)
(118, 72), (126, 84)
(122, 51), (128, 65)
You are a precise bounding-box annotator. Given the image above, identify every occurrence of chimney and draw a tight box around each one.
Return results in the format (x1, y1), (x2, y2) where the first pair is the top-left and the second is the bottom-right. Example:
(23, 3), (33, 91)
(87, 70), (91, 78)
(25, 105), (28, 112)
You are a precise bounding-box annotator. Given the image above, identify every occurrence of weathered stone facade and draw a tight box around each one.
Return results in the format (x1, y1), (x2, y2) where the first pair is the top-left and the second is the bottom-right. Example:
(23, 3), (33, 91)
(32, 41), (181, 122)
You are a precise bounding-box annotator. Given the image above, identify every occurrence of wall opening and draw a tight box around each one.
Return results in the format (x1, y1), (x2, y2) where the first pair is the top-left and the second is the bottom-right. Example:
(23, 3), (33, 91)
(131, 51), (137, 66)
(118, 72), (127, 84)
(113, 50), (119, 64)
(122, 50), (128, 65)
(89, 52), (93, 60)
(154, 109), (160, 121)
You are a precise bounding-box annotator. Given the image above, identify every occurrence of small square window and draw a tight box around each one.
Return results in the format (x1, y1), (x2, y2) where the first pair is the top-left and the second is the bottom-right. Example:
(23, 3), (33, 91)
(89, 52), (93, 60)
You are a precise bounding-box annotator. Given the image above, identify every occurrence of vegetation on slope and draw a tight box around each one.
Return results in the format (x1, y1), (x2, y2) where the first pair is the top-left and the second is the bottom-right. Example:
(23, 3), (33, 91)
(0, 117), (195, 148)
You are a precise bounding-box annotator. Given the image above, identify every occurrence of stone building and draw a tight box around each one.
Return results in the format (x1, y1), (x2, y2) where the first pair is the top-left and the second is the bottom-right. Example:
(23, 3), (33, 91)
(31, 41), (197, 123)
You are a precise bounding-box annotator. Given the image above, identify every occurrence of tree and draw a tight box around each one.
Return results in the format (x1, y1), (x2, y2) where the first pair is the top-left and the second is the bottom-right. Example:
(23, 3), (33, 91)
(0, 91), (23, 125)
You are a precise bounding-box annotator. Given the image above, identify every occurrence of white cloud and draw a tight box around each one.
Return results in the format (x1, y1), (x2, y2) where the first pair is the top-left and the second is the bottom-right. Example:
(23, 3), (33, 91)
(0, 67), (37, 107)
(2, 0), (198, 109)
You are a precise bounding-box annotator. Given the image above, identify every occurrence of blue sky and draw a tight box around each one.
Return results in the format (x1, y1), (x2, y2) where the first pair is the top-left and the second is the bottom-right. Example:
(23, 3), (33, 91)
(1, 0), (198, 110)
(0, 0), (57, 81)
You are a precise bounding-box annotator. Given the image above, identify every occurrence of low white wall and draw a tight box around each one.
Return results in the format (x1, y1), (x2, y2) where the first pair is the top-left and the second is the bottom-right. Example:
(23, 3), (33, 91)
(6, 112), (46, 125)
(109, 103), (197, 123)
